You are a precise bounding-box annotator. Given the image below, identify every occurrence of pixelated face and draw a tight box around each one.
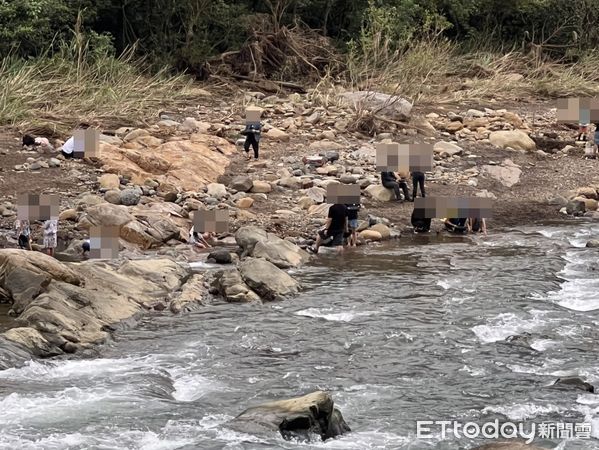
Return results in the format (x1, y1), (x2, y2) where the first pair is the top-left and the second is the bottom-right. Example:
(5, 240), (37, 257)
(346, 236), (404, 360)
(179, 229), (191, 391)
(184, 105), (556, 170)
(88, 226), (120, 259)
(246, 107), (262, 124)
(73, 129), (101, 158)
(556, 98), (599, 124)
(17, 193), (59, 221)
(193, 209), (229, 233)
(327, 183), (361, 204)
(413, 197), (494, 218)
(377, 142), (434, 172)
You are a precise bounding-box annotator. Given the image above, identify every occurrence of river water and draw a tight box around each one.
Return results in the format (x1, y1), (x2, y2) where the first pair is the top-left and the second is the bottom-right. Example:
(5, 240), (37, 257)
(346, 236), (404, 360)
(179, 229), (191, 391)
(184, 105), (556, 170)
(1, 223), (599, 449)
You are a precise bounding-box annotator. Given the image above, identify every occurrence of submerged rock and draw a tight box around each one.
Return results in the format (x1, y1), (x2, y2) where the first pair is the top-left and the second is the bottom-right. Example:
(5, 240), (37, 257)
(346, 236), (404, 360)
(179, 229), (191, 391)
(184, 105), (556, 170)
(229, 391), (350, 442)
(552, 377), (595, 393)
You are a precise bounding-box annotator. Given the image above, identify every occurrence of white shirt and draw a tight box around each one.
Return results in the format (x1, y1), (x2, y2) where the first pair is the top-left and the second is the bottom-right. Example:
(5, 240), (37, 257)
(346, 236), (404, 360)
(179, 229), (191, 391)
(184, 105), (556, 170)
(61, 136), (74, 155)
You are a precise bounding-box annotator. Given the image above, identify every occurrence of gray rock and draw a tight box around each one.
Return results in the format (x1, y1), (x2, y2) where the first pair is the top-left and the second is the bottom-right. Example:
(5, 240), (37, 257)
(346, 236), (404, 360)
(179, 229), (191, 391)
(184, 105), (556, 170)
(230, 176), (253, 193)
(552, 377), (595, 393)
(207, 249), (233, 264)
(566, 199), (586, 216)
(104, 190), (122, 205)
(239, 258), (300, 301)
(586, 240), (599, 248)
(48, 158), (61, 168)
(228, 391), (350, 442)
(120, 189), (141, 206)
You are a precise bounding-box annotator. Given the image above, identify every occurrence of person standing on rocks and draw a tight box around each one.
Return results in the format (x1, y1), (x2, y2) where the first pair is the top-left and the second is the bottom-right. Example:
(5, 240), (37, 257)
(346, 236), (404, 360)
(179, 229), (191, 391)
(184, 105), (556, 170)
(309, 204), (348, 254)
(345, 202), (360, 247)
(242, 108), (262, 161)
(411, 170), (426, 200)
(380, 171), (409, 202)
(43, 218), (58, 257)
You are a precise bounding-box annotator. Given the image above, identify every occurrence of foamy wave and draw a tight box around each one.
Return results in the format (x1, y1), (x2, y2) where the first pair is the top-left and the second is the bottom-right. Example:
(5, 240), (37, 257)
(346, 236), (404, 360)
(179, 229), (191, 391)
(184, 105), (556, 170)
(296, 308), (373, 322)
(482, 403), (564, 421)
(472, 312), (550, 343)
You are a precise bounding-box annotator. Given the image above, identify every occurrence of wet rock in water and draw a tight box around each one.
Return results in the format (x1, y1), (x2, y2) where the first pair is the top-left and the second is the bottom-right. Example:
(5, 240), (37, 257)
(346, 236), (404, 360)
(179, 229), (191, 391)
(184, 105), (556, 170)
(586, 240), (599, 248)
(360, 230), (383, 241)
(0, 336), (32, 370)
(505, 333), (532, 349)
(212, 268), (260, 303)
(566, 199), (586, 216)
(369, 223), (391, 240)
(472, 442), (548, 450)
(207, 249), (232, 264)
(229, 391), (350, 442)
(573, 196), (598, 212)
(252, 238), (309, 269)
(230, 176), (253, 193)
(239, 258), (300, 301)
(119, 188), (141, 206)
(552, 377), (595, 393)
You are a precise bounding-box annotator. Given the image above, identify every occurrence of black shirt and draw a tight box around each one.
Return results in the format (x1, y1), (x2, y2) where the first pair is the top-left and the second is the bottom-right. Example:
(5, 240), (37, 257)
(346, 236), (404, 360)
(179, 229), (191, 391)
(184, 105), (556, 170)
(345, 203), (360, 220)
(381, 172), (397, 183)
(328, 204), (348, 233)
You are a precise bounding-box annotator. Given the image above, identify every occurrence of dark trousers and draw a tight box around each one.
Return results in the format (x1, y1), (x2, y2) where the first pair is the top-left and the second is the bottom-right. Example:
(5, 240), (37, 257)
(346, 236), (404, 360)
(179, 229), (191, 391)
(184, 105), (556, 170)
(244, 135), (259, 159)
(412, 173), (425, 198)
(383, 181), (409, 200)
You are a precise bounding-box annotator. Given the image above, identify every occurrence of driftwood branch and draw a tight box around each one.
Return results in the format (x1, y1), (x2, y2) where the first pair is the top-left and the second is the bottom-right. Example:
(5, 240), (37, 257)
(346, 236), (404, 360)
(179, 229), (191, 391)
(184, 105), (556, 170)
(231, 74), (306, 93)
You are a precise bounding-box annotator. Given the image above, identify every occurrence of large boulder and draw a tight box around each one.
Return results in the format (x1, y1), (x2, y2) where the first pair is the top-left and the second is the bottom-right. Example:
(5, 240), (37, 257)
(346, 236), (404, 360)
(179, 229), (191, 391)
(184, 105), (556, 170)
(239, 258), (300, 301)
(489, 130), (536, 151)
(0, 336), (31, 370)
(235, 226), (269, 255)
(0, 251), (191, 358)
(98, 137), (235, 191)
(265, 127), (290, 141)
(207, 183), (228, 200)
(229, 391), (350, 442)
(252, 239), (310, 269)
(78, 203), (135, 229)
(365, 185), (395, 202)
(339, 91), (412, 120)
(212, 268), (260, 303)
(0, 250), (82, 314)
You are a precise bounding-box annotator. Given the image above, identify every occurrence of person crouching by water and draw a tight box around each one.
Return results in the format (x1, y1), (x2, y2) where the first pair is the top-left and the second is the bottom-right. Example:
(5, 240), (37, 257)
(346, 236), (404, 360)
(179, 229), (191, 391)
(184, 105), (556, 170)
(15, 219), (32, 250)
(189, 226), (215, 250)
(411, 208), (431, 233)
(468, 217), (487, 235)
(309, 203), (348, 254)
(444, 217), (468, 234)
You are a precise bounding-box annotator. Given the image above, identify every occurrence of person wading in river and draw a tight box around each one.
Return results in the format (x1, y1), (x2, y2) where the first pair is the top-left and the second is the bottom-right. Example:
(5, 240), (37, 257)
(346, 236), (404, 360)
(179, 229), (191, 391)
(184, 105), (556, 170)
(309, 203), (348, 254)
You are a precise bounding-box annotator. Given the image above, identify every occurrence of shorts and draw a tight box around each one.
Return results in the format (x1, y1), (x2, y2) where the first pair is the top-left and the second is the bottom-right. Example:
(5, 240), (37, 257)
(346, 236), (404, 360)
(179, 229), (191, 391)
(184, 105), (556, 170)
(318, 229), (344, 247)
(43, 234), (57, 249)
(348, 219), (359, 229)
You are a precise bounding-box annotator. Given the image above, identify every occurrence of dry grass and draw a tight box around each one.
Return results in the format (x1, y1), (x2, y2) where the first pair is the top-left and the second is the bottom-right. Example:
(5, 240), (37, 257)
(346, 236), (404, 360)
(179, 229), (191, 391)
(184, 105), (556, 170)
(0, 34), (197, 136)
